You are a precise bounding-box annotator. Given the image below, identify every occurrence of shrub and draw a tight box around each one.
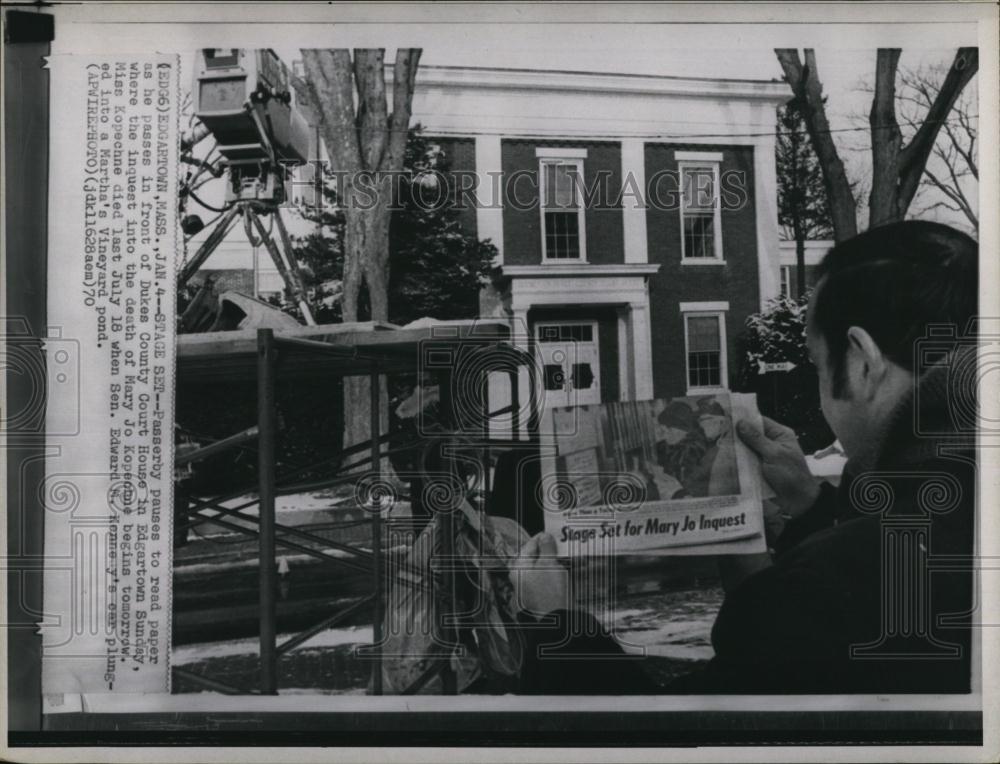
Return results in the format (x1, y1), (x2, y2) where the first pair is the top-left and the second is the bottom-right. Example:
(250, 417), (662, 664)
(735, 293), (834, 454)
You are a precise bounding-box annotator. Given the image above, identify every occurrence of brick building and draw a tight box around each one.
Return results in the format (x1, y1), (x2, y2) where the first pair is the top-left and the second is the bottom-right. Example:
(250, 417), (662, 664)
(409, 66), (789, 412)
(194, 64), (790, 410)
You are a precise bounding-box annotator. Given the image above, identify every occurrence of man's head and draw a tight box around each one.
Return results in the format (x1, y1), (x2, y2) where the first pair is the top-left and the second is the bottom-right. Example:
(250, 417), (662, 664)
(806, 221), (978, 457)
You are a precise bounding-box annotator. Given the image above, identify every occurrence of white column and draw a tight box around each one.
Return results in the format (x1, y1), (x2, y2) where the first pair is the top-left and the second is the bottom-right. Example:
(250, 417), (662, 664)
(630, 300), (655, 401)
(475, 135), (505, 264)
(511, 307), (533, 441)
(477, 135), (510, 433)
(753, 131), (781, 308)
(621, 139), (648, 264)
(617, 307), (632, 401)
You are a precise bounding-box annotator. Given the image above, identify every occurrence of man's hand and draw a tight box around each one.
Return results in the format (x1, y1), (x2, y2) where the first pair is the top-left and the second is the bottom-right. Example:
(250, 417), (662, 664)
(511, 532), (570, 616)
(737, 415), (820, 519)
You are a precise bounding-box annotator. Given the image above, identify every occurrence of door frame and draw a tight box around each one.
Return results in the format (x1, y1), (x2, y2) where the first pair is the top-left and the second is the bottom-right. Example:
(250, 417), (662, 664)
(533, 319), (602, 405)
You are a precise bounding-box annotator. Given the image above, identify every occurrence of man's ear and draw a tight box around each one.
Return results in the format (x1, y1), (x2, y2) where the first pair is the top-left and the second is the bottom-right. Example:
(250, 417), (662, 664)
(845, 326), (887, 398)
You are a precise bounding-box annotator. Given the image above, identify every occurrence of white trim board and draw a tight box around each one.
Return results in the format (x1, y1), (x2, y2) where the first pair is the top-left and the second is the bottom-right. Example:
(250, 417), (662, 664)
(680, 300), (730, 312)
(675, 150), (724, 162)
(503, 264), (661, 278)
(536, 147), (588, 159)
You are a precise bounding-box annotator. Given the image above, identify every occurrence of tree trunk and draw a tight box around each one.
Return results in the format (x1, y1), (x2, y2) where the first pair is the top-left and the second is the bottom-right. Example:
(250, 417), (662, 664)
(775, 49), (858, 242)
(869, 49), (904, 227)
(345, 192), (392, 466)
(793, 214), (806, 299)
(298, 48), (421, 474)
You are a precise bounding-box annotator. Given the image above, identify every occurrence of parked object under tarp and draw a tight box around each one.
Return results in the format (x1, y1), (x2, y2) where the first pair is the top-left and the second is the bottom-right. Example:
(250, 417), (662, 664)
(179, 283), (302, 334)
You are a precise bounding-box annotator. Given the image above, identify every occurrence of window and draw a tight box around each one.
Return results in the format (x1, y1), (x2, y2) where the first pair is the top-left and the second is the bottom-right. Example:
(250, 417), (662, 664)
(538, 323), (594, 343)
(681, 303), (729, 393)
(538, 149), (587, 261)
(678, 154), (723, 263)
(780, 265), (791, 298)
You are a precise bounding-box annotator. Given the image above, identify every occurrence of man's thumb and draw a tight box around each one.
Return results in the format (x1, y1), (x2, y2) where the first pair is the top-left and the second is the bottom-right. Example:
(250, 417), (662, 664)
(737, 419), (771, 457)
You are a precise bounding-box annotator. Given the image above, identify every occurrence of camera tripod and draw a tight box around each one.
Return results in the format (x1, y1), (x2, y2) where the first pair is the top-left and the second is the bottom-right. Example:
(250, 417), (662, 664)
(178, 199), (317, 326)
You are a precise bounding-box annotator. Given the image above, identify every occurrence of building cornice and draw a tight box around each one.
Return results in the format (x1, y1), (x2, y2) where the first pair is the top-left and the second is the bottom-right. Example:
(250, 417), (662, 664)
(414, 65), (790, 104)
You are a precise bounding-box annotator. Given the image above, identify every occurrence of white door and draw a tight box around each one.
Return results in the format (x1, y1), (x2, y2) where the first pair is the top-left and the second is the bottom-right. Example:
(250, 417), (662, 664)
(535, 321), (601, 408)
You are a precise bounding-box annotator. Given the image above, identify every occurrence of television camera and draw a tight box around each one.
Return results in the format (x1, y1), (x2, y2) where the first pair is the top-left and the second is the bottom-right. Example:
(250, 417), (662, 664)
(178, 49), (317, 325)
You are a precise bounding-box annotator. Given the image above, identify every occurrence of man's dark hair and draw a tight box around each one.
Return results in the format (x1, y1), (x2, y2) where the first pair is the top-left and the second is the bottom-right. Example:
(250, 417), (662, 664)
(811, 220), (978, 397)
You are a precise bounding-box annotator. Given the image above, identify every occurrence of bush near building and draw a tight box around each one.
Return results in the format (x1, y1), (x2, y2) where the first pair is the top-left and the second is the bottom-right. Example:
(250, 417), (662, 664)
(735, 293), (834, 454)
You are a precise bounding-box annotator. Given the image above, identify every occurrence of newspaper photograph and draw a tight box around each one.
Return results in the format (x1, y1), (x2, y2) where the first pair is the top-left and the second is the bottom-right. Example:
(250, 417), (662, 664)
(541, 393), (768, 554)
(2, 1), (997, 761)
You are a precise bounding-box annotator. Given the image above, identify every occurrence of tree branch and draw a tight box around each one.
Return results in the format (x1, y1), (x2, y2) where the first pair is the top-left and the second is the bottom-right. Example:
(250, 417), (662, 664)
(300, 49), (362, 173)
(353, 49), (388, 171)
(382, 48), (422, 173)
(897, 47), (978, 213)
(922, 165), (977, 230)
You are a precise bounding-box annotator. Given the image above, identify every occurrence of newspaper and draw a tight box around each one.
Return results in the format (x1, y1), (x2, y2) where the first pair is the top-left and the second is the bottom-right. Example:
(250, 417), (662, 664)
(541, 393), (768, 556)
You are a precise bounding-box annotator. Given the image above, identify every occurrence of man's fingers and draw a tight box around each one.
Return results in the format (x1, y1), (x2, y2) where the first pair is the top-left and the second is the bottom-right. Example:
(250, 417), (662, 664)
(537, 532), (558, 557)
(762, 415), (794, 441)
(737, 419), (773, 456)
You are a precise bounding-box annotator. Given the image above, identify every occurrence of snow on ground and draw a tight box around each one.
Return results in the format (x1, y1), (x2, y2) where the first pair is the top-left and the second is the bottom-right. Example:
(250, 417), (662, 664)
(614, 615), (716, 661)
(187, 490), (368, 528)
(598, 588), (722, 662)
(173, 588), (722, 668)
(174, 546), (376, 576)
(192, 490), (411, 521)
(173, 624), (374, 665)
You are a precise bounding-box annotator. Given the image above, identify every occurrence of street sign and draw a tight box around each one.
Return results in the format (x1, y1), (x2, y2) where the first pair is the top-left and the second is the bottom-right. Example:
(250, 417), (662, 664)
(758, 360), (797, 374)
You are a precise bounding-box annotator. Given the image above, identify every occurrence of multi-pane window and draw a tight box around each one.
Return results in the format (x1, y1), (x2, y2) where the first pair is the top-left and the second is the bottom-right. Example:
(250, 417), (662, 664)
(540, 159), (585, 260)
(679, 161), (722, 262)
(780, 265), (791, 298)
(684, 312), (727, 391)
(538, 323), (594, 343)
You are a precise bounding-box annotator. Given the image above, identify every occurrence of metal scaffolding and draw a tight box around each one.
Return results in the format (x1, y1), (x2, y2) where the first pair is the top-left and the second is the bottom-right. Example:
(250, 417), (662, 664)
(173, 321), (539, 695)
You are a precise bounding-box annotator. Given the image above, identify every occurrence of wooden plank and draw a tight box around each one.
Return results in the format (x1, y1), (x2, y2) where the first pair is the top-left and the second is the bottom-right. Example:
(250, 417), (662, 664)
(177, 319), (510, 359)
(176, 320), (513, 383)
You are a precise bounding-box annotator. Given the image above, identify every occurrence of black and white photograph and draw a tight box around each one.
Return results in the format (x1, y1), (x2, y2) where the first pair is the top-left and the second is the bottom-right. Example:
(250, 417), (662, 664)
(2, 1), (998, 760)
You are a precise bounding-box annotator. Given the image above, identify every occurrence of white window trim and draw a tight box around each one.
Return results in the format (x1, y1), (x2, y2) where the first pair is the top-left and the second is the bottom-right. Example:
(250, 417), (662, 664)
(780, 265), (792, 297)
(679, 300), (729, 312)
(534, 319), (599, 345)
(536, 147), (589, 159)
(678, 160), (724, 265)
(682, 308), (729, 395)
(675, 150), (724, 162)
(539, 156), (588, 263)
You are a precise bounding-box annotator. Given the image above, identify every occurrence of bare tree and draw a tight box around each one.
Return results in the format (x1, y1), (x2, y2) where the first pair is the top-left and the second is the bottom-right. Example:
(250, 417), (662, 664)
(296, 48), (422, 455)
(776, 47), (978, 240)
(897, 63), (978, 231)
